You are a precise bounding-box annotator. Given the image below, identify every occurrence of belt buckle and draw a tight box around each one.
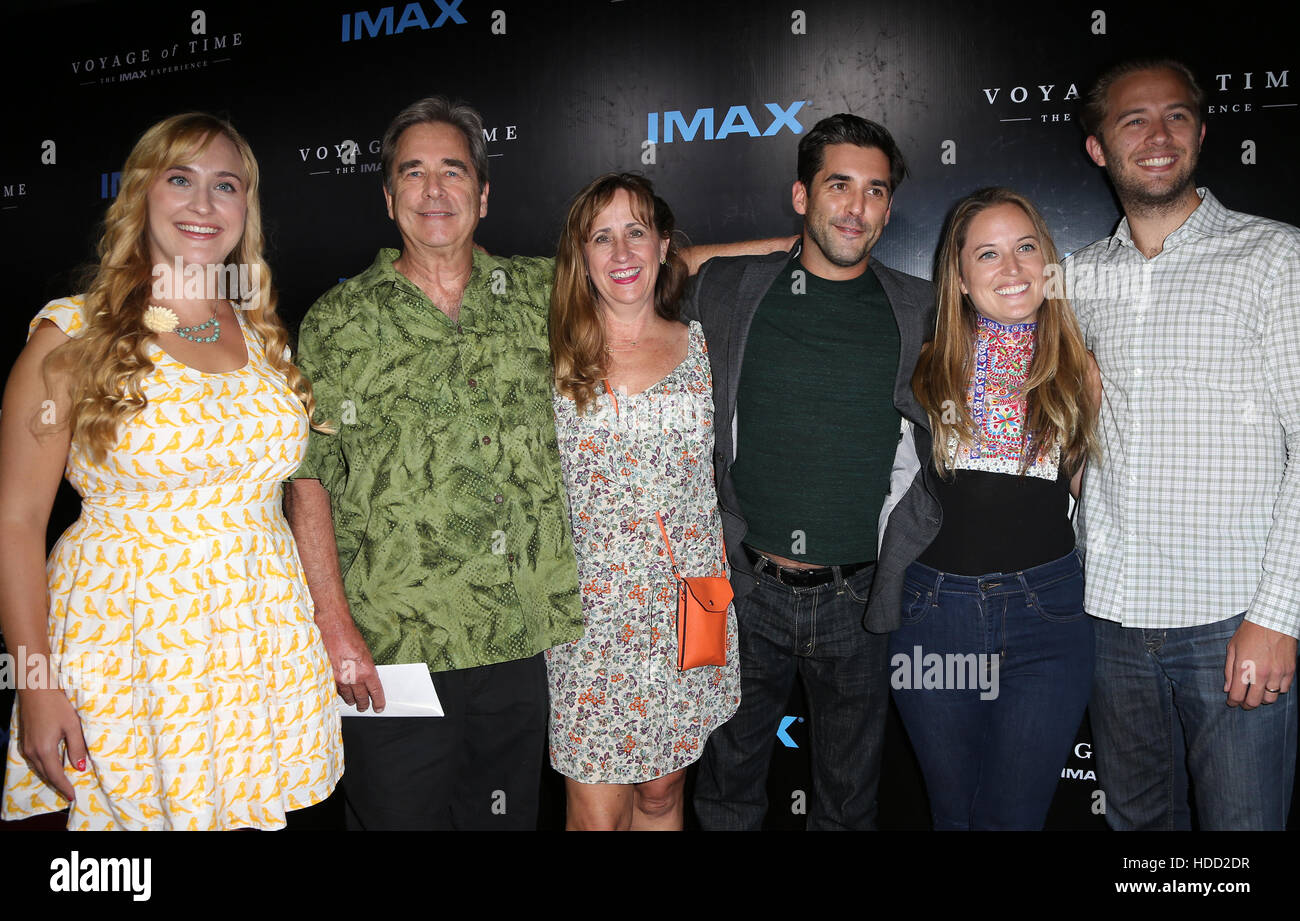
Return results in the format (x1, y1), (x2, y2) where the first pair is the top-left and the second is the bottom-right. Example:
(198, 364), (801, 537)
(750, 546), (831, 587)
(759, 554), (795, 586)
(761, 556), (788, 585)
(782, 561), (829, 587)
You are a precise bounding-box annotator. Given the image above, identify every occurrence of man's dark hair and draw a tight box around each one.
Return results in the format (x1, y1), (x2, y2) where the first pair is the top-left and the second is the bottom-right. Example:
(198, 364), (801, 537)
(380, 95), (489, 194)
(796, 113), (908, 194)
(1080, 58), (1205, 137)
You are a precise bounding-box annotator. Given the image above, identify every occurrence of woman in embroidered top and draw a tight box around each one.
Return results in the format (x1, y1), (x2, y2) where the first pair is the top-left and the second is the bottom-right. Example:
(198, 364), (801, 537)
(0, 113), (342, 830)
(547, 173), (740, 830)
(896, 187), (1101, 830)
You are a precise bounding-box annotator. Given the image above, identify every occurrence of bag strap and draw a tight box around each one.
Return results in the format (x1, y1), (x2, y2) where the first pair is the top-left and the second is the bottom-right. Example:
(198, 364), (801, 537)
(604, 379), (620, 419)
(654, 511), (682, 579)
(603, 377), (725, 576)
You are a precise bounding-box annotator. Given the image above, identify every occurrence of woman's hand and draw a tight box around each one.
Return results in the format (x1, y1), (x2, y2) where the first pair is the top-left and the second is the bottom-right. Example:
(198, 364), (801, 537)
(15, 687), (88, 802)
(1, 318), (82, 800)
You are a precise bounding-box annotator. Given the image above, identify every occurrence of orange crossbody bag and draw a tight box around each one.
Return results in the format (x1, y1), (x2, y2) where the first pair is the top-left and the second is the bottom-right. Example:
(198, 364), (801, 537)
(604, 379), (731, 671)
(654, 512), (732, 670)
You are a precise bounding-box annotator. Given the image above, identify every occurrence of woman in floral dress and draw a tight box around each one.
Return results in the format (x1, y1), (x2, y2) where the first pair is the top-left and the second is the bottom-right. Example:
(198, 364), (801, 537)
(548, 173), (740, 830)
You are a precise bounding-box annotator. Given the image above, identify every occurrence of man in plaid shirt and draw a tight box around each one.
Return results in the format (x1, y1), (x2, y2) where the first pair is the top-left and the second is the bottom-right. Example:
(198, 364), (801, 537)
(1067, 58), (1300, 829)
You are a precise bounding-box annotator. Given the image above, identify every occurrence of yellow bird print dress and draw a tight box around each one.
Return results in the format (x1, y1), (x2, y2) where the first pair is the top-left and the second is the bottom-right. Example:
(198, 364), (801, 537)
(1, 298), (343, 830)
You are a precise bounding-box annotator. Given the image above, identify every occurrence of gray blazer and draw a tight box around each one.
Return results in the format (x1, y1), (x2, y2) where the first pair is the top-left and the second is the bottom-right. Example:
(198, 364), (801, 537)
(680, 245), (941, 633)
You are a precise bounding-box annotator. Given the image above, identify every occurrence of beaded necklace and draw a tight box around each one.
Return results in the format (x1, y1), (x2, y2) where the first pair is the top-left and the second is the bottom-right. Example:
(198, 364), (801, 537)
(143, 302), (222, 343)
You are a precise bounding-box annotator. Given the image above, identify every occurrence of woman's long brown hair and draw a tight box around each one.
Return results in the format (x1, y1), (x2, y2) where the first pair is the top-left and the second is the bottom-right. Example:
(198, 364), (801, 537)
(550, 173), (687, 416)
(913, 187), (1097, 476)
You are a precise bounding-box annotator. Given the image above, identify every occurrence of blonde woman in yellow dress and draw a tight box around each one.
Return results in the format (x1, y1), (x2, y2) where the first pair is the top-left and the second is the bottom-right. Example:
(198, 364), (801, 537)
(0, 113), (342, 830)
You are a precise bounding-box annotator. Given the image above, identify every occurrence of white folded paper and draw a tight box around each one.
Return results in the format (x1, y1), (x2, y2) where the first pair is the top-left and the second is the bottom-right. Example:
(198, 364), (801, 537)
(337, 663), (444, 717)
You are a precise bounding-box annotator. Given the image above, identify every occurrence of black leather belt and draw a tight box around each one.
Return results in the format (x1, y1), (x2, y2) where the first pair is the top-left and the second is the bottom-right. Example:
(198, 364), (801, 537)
(743, 544), (873, 588)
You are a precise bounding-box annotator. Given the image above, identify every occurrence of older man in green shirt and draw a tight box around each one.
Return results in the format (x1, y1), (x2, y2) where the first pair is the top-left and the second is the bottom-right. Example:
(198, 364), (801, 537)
(287, 97), (583, 830)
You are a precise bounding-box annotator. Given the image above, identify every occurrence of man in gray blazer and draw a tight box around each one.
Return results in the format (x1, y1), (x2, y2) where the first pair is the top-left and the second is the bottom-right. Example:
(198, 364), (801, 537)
(683, 114), (937, 830)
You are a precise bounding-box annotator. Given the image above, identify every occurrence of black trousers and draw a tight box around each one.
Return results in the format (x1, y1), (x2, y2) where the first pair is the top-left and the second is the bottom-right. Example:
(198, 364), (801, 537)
(340, 653), (548, 830)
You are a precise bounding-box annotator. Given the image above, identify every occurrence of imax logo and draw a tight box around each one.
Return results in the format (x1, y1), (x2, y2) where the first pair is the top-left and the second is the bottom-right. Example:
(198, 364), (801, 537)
(776, 715), (803, 748)
(100, 171), (122, 199)
(646, 102), (806, 144)
(341, 1), (466, 42)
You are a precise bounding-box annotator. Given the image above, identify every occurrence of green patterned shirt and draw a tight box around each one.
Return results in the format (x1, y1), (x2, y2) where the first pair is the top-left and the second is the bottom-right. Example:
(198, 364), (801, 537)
(293, 248), (583, 672)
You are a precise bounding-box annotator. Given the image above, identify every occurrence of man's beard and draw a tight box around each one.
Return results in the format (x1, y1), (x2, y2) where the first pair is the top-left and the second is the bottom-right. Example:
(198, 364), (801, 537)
(804, 212), (874, 268)
(1103, 141), (1199, 216)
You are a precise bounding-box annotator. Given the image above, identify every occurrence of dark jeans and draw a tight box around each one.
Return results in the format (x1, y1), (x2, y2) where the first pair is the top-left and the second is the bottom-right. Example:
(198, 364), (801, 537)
(889, 550), (1093, 830)
(1091, 612), (1298, 830)
(340, 653), (547, 830)
(694, 557), (889, 830)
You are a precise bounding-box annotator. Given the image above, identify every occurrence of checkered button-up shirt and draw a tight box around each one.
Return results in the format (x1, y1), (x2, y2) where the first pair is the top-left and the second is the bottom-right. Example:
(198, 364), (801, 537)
(1066, 188), (1300, 636)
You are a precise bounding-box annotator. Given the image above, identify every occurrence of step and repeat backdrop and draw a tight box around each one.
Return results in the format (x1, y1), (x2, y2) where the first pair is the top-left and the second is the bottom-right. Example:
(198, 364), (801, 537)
(3, 0), (1296, 830)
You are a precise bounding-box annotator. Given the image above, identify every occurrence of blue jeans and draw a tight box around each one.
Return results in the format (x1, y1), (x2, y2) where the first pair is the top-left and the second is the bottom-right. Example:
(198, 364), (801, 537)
(1091, 612), (1298, 830)
(889, 550), (1093, 830)
(693, 558), (889, 830)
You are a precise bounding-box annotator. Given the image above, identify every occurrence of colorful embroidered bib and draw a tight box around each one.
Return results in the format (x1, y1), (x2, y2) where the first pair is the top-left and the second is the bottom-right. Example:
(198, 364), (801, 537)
(948, 314), (1059, 480)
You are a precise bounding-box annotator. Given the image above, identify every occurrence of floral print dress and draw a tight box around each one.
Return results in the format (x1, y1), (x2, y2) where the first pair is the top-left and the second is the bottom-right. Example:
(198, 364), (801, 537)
(547, 321), (740, 783)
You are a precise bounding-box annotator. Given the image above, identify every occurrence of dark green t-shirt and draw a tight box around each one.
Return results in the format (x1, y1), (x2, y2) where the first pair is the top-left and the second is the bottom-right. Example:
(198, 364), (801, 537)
(731, 258), (901, 565)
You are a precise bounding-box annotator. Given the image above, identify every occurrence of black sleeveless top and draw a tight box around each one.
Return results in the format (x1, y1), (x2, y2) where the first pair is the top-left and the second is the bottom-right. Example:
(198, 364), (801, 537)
(916, 465), (1075, 576)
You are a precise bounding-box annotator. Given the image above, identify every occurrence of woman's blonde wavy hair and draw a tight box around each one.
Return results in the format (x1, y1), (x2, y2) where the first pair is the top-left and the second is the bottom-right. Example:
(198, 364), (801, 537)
(550, 173), (687, 416)
(913, 187), (1098, 477)
(44, 112), (322, 462)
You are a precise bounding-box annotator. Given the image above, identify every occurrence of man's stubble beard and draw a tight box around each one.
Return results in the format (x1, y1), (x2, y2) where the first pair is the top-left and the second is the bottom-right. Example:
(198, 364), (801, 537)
(804, 212), (875, 269)
(1102, 137), (1200, 219)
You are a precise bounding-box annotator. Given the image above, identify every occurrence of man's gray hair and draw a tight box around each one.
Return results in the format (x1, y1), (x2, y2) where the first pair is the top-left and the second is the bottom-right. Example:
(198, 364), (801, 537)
(380, 95), (488, 193)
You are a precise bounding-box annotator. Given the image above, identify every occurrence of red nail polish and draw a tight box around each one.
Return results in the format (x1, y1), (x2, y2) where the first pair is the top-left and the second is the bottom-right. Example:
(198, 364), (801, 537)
(74, 758), (86, 772)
